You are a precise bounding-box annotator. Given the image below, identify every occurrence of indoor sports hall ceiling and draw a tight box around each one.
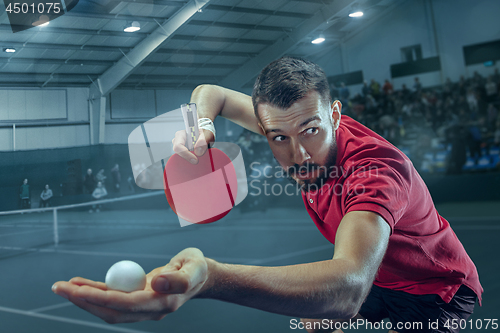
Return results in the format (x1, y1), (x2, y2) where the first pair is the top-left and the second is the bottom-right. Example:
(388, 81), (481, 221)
(0, 0), (401, 91)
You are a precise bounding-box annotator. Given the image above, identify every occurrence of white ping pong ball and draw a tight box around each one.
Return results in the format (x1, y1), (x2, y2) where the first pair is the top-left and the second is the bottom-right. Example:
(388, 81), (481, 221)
(105, 260), (147, 292)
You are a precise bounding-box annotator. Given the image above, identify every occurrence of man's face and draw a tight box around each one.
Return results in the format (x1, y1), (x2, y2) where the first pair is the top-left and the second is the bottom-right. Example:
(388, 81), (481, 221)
(257, 91), (341, 191)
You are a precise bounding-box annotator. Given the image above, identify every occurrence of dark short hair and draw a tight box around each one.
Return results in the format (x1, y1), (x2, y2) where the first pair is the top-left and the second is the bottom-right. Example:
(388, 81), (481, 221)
(252, 56), (332, 119)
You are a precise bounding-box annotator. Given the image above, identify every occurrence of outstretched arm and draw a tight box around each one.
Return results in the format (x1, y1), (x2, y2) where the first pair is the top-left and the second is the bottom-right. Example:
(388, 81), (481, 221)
(197, 211), (390, 319)
(190, 85), (262, 135)
(52, 211), (390, 322)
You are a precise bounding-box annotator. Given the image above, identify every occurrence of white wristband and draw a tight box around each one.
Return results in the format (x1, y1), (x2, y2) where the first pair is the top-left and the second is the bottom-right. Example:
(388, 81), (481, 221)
(198, 117), (216, 141)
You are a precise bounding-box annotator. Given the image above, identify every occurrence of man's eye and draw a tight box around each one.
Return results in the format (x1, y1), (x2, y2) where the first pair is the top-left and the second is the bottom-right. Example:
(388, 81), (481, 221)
(273, 135), (287, 142)
(304, 127), (318, 135)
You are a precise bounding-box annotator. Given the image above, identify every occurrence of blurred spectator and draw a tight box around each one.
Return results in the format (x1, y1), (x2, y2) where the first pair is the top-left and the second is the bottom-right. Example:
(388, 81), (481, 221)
(487, 104), (498, 132)
(446, 125), (467, 174)
(458, 76), (467, 96)
(401, 84), (411, 102)
(443, 78), (454, 98)
(472, 71), (484, 88)
(466, 88), (478, 112)
(467, 119), (484, 161)
(39, 184), (53, 208)
(127, 175), (136, 193)
(83, 168), (96, 194)
(413, 77), (422, 92)
(494, 117), (500, 146)
(485, 76), (498, 103)
(329, 82), (339, 100)
(96, 169), (107, 184)
(493, 68), (500, 84)
(19, 179), (30, 210)
(382, 79), (393, 95)
(110, 164), (121, 193)
(370, 79), (381, 100)
(361, 80), (370, 97)
(90, 182), (107, 213)
(338, 82), (350, 107)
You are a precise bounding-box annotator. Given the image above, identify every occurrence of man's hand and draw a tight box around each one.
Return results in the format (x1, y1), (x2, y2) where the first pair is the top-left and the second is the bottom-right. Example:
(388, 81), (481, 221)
(172, 128), (215, 164)
(52, 248), (208, 324)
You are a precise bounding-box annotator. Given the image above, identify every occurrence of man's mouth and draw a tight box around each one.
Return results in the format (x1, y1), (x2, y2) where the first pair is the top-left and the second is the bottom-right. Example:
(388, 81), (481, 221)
(295, 168), (314, 180)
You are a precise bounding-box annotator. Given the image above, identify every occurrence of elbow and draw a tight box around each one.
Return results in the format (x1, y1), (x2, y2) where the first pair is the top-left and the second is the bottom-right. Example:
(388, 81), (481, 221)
(321, 278), (368, 320)
(193, 84), (217, 95)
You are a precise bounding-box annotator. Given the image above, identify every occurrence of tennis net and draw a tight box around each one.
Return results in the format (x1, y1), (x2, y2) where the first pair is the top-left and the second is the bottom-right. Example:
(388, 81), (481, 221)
(0, 191), (174, 257)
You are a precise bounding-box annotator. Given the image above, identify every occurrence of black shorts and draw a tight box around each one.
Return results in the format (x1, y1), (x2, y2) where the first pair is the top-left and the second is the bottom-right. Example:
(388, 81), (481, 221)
(358, 285), (477, 333)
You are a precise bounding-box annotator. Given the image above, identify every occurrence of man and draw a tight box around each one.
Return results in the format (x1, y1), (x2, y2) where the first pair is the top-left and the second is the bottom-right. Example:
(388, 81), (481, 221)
(413, 77), (422, 93)
(110, 164), (121, 192)
(19, 178), (30, 210)
(382, 79), (393, 95)
(53, 57), (481, 332)
(83, 168), (96, 194)
(39, 184), (53, 208)
(90, 181), (107, 213)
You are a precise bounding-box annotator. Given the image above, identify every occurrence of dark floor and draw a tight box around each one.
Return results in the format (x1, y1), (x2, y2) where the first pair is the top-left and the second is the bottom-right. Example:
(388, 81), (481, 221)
(0, 200), (498, 333)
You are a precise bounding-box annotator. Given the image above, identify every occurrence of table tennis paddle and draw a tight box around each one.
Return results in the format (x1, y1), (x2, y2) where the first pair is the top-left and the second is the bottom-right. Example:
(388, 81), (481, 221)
(163, 103), (237, 224)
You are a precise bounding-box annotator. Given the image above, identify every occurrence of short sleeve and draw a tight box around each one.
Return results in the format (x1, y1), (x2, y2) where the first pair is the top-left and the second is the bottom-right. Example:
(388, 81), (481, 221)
(342, 160), (410, 231)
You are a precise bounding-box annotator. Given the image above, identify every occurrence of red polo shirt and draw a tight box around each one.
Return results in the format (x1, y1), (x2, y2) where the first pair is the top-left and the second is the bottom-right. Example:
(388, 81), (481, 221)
(302, 115), (482, 305)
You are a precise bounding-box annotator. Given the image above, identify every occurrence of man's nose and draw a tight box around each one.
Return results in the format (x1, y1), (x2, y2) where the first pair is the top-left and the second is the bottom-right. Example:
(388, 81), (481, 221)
(291, 140), (311, 166)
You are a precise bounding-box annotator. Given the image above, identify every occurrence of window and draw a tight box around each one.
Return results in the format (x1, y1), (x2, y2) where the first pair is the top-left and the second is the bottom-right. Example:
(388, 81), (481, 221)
(401, 45), (422, 62)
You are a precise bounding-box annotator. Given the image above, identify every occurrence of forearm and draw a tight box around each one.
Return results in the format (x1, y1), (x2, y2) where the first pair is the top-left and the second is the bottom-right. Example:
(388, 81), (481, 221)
(196, 258), (367, 319)
(190, 85), (263, 135)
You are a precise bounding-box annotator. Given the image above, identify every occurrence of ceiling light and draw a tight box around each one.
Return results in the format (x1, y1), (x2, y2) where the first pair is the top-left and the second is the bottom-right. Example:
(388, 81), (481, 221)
(349, 11), (364, 17)
(3, 48), (16, 53)
(311, 34), (325, 44)
(33, 15), (50, 26)
(349, 4), (364, 18)
(124, 21), (140, 32)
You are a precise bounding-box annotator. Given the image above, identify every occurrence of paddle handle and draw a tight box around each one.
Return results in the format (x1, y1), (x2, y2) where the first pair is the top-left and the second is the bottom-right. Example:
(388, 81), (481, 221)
(180, 103), (200, 151)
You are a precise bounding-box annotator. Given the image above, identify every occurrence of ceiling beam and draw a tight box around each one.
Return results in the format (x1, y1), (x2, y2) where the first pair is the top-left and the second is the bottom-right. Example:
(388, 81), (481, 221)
(0, 72), (99, 80)
(157, 48), (257, 57)
(0, 41), (131, 52)
(118, 83), (199, 89)
(205, 4), (312, 19)
(64, 10), (164, 23)
(128, 74), (224, 81)
(0, 42), (258, 57)
(0, 24), (147, 38)
(172, 34), (273, 45)
(291, 0), (335, 3)
(0, 72), (222, 82)
(188, 20), (293, 32)
(95, 0), (210, 96)
(108, 0), (187, 6)
(0, 57), (239, 69)
(220, 0), (355, 89)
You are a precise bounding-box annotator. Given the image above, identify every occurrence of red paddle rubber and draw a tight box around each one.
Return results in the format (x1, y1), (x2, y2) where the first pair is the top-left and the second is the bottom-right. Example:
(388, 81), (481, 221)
(163, 148), (237, 224)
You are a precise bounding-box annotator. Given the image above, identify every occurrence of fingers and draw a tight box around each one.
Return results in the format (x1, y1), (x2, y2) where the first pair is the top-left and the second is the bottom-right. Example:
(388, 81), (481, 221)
(172, 130), (198, 164)
(53, 280), (177, 314)
(193, 129), (214, 157)
(172, 129), (215, 164)
(152, 248), (208, 295)
(69, 277), (108, 290)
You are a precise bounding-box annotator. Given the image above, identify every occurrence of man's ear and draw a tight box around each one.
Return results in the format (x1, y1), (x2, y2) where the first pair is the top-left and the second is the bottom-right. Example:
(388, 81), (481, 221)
(331, 100), (342, 130)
